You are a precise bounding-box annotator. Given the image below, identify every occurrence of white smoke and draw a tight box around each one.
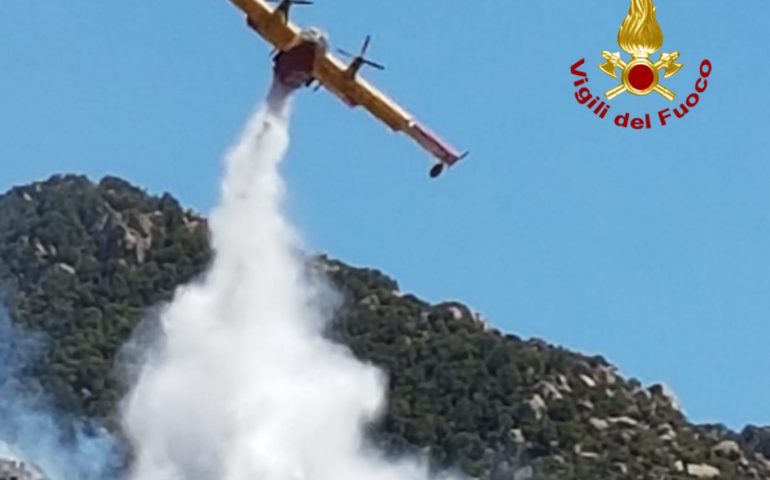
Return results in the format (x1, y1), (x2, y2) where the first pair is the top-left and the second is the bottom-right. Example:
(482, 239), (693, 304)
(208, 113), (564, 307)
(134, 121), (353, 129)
(121, 81), (436, 480)
(0, 313), (121, 480)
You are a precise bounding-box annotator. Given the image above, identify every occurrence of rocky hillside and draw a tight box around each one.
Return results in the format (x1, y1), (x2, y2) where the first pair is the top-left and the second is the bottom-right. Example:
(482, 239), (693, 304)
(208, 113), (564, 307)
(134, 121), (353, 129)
(0, 174), (209, 418)
(0, 174), (769, 480)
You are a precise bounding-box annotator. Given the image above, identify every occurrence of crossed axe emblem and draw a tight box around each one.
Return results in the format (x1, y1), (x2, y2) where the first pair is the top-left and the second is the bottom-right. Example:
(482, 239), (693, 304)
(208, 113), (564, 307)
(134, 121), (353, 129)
(599, 51), (683, 101)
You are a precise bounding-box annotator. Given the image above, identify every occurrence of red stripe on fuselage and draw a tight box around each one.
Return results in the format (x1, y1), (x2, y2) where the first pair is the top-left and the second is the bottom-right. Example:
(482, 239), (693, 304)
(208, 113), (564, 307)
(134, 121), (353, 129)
(411, 122), (463, 165)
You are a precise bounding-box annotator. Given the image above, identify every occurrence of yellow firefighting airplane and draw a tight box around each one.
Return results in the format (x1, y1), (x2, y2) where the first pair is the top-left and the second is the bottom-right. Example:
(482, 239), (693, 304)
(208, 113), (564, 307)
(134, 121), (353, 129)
(227, 0), (468, 178)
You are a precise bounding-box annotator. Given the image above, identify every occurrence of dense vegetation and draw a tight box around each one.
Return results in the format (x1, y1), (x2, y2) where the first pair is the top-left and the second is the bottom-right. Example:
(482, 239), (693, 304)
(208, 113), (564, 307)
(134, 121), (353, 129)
(1, 174), (769, 479)
(0, 175), (209, 418)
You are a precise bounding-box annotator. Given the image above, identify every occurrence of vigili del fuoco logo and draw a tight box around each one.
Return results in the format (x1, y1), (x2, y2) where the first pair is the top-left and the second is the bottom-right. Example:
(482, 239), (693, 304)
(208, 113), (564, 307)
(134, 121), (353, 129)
(570, 0), (712, 129)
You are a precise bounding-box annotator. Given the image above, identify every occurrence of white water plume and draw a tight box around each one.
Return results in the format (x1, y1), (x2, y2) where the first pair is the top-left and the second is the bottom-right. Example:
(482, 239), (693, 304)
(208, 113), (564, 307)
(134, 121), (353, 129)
(121, 81), (436, 480)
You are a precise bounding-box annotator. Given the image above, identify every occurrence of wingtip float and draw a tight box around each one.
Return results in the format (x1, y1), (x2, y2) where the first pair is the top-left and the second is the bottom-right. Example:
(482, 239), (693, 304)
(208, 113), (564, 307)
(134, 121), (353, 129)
(228, 0), (467, 178)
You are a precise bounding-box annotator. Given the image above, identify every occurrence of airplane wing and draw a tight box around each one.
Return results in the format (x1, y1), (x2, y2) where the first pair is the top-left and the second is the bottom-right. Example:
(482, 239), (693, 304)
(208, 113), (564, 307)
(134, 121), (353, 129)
(226, 0), (467, 177)
(313, 52), (466, 175)
(228, 0), (300, 52)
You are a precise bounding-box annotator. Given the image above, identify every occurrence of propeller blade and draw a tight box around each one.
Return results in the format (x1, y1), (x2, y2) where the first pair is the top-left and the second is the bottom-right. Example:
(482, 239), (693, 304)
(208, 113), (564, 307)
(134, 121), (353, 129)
(361, 35), (371, 56)
(363, 59), (385, 70)
(338, 36), (384, 73)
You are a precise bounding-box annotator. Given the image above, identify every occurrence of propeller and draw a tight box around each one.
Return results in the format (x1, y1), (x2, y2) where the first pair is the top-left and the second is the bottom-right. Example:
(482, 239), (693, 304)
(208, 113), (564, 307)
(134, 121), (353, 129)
(266, 0), (314, 54)
(268, 0), (314, 7)
(268, 0), (313, 22)
(337, 35), (385, 71)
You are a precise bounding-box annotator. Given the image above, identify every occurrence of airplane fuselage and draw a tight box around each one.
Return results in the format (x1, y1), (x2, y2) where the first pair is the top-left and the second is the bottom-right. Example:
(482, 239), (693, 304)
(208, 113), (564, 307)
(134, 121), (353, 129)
(273, 42), (317, 89)
(272, 28), (327, 90)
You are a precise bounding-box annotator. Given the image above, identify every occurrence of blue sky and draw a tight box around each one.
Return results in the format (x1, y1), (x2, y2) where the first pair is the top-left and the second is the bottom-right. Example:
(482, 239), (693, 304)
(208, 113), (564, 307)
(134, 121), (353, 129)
(1, 1), (768, 429)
